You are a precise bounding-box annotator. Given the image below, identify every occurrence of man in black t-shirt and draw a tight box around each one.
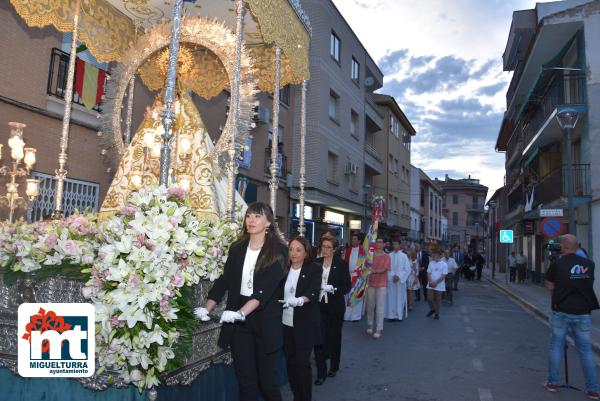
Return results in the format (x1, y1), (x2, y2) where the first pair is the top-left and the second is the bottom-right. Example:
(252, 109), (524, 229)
(543, 234), (599, 399)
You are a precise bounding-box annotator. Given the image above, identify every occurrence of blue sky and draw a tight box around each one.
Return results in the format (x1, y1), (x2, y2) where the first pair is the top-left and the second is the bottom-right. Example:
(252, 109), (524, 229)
(331, 0), (545, 197)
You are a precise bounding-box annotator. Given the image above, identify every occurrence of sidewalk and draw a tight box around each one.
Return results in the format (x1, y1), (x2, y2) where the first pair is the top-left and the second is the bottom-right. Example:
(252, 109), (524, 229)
(481, 267), (600, 355)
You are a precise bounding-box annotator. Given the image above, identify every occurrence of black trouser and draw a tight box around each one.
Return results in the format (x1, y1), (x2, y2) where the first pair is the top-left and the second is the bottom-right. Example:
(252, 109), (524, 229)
(517, 264), (526, 283)
(453, 268), (460, 290)
(283, 326), (313, 401)
(444, 274), (454, 303)
(476, 266), (483, 280)
(509, 267), (516, 282)
(314, 305), (344, 379)
(230, 321), (282, 401)
(418, 272), (428, 300)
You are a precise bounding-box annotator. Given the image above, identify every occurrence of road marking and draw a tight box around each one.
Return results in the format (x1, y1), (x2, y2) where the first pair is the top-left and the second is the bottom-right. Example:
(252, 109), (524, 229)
(472, 358), (484, 372)
(461, 306), (468, 314)
(468, 338), (477, 348)
(466, 326), (474, 333)
(463, 316), (471, 323)
(478, 388), (494, 401)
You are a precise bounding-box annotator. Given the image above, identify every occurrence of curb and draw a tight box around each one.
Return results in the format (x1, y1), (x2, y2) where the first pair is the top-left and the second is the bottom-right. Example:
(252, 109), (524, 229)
(485, 277), (600, 356)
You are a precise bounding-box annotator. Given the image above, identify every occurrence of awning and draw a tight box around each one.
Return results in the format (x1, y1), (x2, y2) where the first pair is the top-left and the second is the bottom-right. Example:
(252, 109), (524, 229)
(523, 146), (539, 168)
(9, 0), (311, 93)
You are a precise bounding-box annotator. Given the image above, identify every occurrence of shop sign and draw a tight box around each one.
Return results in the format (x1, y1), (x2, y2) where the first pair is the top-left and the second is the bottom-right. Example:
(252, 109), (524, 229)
(324, 210), (345, 225)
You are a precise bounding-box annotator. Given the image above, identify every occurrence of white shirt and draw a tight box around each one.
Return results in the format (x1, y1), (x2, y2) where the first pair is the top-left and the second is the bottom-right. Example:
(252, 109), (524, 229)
(427, 260), (448, 292)
(240, 247), (261, 296)
(320, 262), (332, 302)
(283, 268), (302, 327)
(444, 257), (458, 274)
(349, 247), (360, 272)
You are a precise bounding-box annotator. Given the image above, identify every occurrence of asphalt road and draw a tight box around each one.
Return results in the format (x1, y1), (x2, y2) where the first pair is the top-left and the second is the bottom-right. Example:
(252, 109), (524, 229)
(284, 279), (594, 401)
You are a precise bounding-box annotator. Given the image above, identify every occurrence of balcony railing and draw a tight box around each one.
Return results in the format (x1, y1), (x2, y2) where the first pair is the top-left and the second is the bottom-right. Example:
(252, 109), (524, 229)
(505, 126), (523, 167)
(364, 142), (382, 162)
(264, 148), (287, 177)
(47, 48), (108, 112)
(535, 164), (591, 205)
(521, 73), (586, 148)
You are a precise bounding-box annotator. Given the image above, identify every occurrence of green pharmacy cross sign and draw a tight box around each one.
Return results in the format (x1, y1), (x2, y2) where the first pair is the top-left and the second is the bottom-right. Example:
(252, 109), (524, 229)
(499, 230), (514, 244)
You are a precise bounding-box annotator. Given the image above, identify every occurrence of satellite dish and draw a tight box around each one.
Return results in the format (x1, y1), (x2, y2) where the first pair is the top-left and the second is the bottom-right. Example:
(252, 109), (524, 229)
(365, 76), (375, 87)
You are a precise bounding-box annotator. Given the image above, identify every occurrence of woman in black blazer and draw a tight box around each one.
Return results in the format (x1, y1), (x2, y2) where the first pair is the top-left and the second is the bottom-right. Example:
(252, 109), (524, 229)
(282, 236), (322, 401)
(313, 237), (352, 385)
(194, 202), (287, 401)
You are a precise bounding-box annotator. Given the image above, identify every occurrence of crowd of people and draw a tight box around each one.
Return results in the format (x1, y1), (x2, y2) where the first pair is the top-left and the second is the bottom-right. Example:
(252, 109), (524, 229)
(193, 201), (487, 401)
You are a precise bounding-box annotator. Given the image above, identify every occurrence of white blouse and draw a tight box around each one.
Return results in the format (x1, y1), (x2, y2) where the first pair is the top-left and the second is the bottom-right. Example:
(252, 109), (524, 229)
(282, 267), (302, 327)
(240, 247), (261, 296)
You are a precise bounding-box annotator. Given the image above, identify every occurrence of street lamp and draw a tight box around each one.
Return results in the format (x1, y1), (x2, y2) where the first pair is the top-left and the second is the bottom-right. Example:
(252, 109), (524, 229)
(556, 108), (580, 235)
(0, 122), (40, 223)
(489, 200), (497, 280)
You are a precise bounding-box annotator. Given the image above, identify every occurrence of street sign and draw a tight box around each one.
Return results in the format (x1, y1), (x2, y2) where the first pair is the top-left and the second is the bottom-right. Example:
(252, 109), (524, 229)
(499, 230), (514, 243)
(540, 217), (567, 238)
(540, 209), (564, 217)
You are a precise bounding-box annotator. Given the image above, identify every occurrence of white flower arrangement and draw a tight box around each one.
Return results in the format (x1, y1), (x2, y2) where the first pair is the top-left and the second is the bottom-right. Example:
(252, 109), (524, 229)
(0, 186), (240, 392)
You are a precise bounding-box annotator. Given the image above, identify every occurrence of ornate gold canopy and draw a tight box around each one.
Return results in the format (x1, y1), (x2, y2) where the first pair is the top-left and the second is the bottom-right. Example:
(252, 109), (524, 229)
(9, 0), (311, 94)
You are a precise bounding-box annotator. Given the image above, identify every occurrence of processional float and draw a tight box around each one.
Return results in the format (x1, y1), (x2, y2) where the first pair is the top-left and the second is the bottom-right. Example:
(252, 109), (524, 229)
(0, 0), (311, 399)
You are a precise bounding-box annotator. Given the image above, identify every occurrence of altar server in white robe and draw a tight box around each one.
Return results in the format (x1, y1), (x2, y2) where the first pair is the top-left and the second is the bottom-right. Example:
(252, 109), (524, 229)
(385, 240), (411, 321)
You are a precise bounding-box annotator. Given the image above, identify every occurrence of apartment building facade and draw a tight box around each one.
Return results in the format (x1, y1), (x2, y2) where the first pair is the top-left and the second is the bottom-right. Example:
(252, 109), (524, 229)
(372, 94), (416, 240)
(291, 0), (385, 245)
(419, 169), (444, 247)
(409, 164), (423, 245)
(437, 175), (488, 252)
(495, 0), (600, 282)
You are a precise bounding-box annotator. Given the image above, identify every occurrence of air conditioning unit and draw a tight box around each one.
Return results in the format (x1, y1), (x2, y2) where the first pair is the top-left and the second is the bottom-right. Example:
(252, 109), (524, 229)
(256, 105), (270, 124)
(344, 161), (358, 175)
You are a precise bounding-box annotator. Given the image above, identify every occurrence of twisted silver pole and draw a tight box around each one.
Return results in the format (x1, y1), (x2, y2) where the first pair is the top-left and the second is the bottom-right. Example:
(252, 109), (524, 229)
(269, 47), (282, 215)
(124, 76), (135, 145)
(298, 80), (307, 236)
(52, 0), (80, 218)
(159, 0), (184, 186)
(226, 0), (245, 222)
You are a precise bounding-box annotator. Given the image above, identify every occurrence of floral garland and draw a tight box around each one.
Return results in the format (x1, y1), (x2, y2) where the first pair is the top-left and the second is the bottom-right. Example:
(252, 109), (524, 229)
(0, 186), (240, 392)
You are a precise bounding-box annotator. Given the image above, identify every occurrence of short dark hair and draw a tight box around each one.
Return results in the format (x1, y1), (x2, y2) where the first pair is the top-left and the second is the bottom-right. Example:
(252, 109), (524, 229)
(320, 236), (339, 250)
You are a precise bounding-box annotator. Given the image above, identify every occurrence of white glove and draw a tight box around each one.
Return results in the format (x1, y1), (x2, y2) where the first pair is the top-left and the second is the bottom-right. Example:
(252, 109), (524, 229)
(322, 284), (335, 294)
(282, 297), (305, 308)
(220, 310), (245, 323)
(193, 307), (211, 322)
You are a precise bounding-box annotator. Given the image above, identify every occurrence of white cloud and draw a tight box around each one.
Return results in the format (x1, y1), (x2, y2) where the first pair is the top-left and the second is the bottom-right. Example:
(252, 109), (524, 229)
(331, 0), (541, 197)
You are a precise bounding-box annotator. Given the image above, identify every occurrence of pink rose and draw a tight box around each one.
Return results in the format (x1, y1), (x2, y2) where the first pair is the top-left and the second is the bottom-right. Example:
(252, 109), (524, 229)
(82, 254), (94, 265)
(44, 233), (58, 248)
(167, 187), (186, 201)
(168, 217), (178, 228)
(61, 240), (80, 256)
(120, 206), (137, 217)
